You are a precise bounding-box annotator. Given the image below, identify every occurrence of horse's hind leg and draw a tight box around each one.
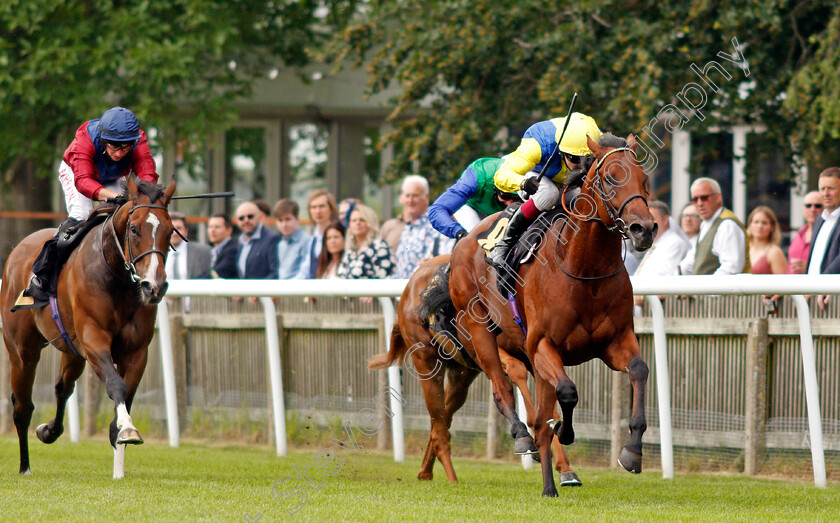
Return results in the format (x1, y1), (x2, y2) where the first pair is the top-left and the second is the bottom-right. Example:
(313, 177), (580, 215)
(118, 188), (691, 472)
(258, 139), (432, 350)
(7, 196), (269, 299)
(36, 351), (85, 444)
(5, 331), (41, 474)
(415, 350), (449, 481)
(437, 364), (479, 478)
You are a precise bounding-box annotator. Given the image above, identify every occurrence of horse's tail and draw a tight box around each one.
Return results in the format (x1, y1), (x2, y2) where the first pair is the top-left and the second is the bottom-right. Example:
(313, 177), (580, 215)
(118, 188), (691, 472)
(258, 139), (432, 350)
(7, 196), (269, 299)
(417, 262), (455, 331)
(368, 323), (407, 370)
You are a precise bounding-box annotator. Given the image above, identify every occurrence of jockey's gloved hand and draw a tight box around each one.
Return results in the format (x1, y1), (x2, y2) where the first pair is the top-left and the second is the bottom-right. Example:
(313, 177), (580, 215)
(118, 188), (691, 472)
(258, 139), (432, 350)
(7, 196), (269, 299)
(520, 176), (540, 195)
(105, 195), (128, 206)
(454, 228), (468, 244)
(564, 168), (586, 187)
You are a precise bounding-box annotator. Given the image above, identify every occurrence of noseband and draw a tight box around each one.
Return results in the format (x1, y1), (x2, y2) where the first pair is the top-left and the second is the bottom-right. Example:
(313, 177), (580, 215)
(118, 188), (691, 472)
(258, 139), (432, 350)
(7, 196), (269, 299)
(104, 204), (170, 284)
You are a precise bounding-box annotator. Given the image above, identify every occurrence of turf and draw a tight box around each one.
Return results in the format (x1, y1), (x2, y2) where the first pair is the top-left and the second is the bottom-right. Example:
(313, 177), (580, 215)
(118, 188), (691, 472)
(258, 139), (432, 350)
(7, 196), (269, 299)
(0, 434), (837, 522)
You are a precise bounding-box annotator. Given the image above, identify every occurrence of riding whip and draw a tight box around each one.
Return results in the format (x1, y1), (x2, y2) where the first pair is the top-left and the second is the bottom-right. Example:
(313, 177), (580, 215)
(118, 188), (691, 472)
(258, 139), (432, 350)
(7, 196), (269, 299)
(537, 92), (578, 179)
(171, 191), (235, 200)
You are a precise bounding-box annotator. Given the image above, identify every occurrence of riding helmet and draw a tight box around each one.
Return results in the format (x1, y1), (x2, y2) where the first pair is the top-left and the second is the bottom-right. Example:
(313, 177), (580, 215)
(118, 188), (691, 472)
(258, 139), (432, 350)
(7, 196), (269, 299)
(99, 107), (141, 142)
(555, 112), (602, 157)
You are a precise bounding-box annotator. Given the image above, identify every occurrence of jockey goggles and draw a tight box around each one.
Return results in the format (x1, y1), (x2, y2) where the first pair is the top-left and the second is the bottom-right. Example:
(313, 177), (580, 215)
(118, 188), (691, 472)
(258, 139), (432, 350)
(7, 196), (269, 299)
(104, 139), (137, 151)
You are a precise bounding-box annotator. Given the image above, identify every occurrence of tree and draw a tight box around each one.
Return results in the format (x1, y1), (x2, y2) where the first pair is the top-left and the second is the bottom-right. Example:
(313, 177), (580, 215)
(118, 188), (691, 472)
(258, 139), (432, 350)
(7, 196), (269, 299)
(329, 0), (839, 188)
(0, 0), (357, 263)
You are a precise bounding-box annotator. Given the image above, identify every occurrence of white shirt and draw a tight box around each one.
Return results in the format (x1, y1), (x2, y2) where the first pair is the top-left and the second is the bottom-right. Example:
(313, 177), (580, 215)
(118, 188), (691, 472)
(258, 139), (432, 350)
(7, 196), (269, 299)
(165, 242), (189, 280)
(678, 207), (745, 275)
(807, 207), (840, 275)
(636, 224), (691, 278)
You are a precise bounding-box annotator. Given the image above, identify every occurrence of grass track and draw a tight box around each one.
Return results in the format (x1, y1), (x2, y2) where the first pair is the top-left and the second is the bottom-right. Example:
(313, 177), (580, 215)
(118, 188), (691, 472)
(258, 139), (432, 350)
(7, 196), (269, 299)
(0, 435), (837, 521)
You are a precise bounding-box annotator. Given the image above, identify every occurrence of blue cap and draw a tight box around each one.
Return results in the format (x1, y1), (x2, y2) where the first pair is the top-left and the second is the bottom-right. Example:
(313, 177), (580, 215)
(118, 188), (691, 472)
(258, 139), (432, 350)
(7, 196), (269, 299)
(99, 107), (141, 142)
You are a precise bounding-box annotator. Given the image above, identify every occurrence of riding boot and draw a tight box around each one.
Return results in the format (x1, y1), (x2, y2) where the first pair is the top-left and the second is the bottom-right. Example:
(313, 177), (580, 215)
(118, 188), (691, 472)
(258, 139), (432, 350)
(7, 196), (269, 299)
(24, 217), (82, 304)
(486, 207), (536, 270)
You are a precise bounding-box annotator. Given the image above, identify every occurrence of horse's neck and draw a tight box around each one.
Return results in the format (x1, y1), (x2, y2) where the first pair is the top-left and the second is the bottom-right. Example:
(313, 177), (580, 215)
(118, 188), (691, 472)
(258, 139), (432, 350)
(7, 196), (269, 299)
(551, 212), (623, 275)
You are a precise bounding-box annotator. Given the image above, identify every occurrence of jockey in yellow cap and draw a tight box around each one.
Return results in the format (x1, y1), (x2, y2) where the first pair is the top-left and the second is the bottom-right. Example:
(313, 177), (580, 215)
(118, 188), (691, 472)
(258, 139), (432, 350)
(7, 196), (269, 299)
(487, 112), (602, 269)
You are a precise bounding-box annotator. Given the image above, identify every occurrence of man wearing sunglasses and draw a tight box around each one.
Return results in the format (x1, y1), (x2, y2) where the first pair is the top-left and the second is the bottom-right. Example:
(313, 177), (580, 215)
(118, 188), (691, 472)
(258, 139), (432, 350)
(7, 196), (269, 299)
(678, 177), (749, 276)
(21, 106), (158, 307)
(234, 201), (279, 279)
(486, 112), (602, 269)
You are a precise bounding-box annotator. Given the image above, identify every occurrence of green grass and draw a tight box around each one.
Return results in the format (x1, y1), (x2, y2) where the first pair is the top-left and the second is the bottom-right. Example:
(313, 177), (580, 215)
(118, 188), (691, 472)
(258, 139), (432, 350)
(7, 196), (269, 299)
(0, 434), (837, 522)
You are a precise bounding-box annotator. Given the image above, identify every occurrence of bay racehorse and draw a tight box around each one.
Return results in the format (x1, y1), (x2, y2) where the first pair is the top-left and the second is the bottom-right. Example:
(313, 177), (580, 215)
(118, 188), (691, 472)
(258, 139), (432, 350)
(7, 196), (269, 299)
(448, 133), (656, 496)
(1, 176), (175, 478)
(369, 254), (581, 485)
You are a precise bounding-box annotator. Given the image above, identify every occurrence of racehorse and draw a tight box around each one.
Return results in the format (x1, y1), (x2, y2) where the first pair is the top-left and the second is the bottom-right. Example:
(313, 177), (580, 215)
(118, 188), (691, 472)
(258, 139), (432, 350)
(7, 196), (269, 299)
(369, 254), (581, 486)
(1, 176), (176, 478)
(449, 133), (656, 496)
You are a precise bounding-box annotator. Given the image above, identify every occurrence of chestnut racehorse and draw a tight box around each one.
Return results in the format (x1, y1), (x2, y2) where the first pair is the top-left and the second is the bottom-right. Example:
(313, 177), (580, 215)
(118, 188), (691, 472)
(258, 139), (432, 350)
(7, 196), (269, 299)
(1, 176), (175, 478)
(449, 133), (656, 496)
(369, 254), (581, 486)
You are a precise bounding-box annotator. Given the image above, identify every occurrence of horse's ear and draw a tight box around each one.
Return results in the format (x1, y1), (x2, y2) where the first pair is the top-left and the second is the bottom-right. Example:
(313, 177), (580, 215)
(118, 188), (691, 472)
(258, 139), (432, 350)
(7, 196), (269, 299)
(587, 134), (605, 157)
(162, 177), (176, 206)
(126, 174), (139, 199)
(626, 134), (638, 151)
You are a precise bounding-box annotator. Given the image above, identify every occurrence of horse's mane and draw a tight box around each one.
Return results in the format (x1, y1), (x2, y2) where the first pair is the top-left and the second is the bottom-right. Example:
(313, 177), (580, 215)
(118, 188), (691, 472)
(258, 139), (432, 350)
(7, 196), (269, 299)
(598, 132), (627, 149)
(134, 178), (165, 203)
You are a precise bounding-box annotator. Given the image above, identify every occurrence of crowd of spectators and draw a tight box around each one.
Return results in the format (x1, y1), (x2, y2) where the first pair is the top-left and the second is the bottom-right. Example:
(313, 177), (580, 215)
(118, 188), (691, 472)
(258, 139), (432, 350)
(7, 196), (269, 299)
(169, 167), (840, 308)
(171, 175), (454, 285)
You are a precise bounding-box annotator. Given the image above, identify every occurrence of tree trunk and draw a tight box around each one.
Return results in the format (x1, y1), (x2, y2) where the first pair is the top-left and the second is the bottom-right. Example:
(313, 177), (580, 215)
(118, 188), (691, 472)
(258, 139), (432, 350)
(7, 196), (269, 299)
(0, 158), (56, 269)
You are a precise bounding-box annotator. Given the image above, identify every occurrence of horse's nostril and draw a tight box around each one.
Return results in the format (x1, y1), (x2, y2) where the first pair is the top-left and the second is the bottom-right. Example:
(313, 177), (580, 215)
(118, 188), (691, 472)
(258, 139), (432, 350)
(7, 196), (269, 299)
(629, 223), (645, 237)
(139, 281), (155, 295)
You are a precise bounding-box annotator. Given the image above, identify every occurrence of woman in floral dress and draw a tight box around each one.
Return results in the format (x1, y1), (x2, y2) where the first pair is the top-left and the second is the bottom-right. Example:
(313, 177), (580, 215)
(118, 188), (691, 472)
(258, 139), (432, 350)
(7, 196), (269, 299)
(337, 204), (395, 279)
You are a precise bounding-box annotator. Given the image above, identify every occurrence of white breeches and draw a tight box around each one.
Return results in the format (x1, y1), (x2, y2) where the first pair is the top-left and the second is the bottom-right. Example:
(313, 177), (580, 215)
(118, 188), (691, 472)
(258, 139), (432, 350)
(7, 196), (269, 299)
(58, 161), (122, 221)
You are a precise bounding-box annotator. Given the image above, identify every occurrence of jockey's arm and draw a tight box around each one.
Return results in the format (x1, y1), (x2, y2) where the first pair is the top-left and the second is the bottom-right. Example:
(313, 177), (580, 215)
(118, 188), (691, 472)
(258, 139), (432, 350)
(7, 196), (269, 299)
(429, 172), (479, 239)
(494, 138), (543, 193)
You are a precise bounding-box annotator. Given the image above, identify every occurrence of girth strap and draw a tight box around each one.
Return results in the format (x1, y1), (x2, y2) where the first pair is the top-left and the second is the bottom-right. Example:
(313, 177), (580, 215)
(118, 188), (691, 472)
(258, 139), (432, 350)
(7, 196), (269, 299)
(49, 296), (83, 359)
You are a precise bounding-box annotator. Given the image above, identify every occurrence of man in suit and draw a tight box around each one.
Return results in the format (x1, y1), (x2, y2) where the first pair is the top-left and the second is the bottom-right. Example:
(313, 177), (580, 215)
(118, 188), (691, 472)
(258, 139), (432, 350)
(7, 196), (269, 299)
(207, 212), (238, 278)
(235, 201), (280, 279)
(806, 167), (840, 308)
(166, 212), (211, 280)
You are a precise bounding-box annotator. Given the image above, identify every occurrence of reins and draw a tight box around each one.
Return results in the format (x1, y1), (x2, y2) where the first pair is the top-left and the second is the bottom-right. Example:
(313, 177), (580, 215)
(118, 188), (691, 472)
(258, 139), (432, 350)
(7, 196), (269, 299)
(102, 203), (170, 284)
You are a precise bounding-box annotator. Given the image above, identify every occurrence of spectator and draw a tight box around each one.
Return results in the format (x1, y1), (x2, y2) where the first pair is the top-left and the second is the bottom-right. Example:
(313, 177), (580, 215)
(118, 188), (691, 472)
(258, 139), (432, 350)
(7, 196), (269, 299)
(273, 198), (312, 280)
(788, 191), (822, 274)
(235, 201), (280, 279)
(679, 177), (749, 275)
(380, 176), (431, 251)
(807, 168), (840, 309)
(253, 199), (272, 221)
(747, 206), (787, 274)
(807, 167), (840, 276)
(165, 212), (211, 280)
(338, 198), (361, 229)
(428, 157), (519, 241)
(633, 201), (691, 308)
(680, 203), (701, 243)
(306, 189), (339, 277)
(384, 175), (453, 279)
(316, 221), (346, 279)
(207, 212), (238, 279)
(338, 204), (395, 279)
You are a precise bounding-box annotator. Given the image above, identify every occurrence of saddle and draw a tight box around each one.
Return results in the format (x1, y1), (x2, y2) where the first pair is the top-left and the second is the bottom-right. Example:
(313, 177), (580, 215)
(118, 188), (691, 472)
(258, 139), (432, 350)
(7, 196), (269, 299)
(12, 206), (115, 311)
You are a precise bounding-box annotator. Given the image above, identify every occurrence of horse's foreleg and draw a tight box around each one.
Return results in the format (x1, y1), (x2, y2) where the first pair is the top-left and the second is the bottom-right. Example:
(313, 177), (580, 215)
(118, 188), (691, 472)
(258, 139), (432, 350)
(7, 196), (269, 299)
(468, 324), (534, 455)
(110, 346), (149, 480)
(602, 332), (648, 474)
(36, 351), (85, 444)
(532, 337), (577, 445)
(534, 375), (559, 497)
(619, 355), (648, 473)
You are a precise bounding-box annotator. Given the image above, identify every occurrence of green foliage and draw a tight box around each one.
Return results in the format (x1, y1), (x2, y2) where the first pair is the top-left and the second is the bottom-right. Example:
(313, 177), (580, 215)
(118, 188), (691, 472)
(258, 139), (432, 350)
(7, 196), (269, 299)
(0, 0), (357, 183)
(330, 0), (840, 188)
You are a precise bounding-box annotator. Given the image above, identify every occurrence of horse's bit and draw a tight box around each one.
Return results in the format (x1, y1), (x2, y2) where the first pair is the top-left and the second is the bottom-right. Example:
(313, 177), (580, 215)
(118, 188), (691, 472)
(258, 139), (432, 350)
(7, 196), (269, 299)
(104, 204), (170, 284)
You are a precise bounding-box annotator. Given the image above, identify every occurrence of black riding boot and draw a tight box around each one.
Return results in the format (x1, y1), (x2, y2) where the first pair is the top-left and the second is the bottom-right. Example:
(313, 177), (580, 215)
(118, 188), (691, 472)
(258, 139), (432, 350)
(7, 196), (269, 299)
(486, 207), (536, 269)
(25, 217), (82, 304)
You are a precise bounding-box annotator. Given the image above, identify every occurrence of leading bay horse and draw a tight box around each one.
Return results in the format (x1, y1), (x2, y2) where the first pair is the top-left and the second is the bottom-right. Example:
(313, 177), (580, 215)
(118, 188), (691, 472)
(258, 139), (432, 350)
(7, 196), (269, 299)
(449, 133), (656, 496)
(369, 254), (580, 485)
(1, 176), (175, 478)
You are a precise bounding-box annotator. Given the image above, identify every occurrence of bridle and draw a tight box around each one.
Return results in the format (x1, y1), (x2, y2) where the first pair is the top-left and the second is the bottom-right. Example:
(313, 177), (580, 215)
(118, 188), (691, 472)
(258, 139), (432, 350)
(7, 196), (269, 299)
(102, 203), (170, 284)
(562, 146), (648, 238)
(557, 146), (648, 281)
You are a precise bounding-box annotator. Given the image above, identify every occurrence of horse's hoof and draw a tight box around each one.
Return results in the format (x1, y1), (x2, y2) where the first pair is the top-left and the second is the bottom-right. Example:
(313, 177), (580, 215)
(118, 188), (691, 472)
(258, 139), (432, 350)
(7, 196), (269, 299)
(559, 471), (582, 486)
(19, 468), (32, 475)
(417, 471), (433, 481)
(542, 486), (559, 497)
(618, 448), (642, 474)
(116, 427), (144, 445)
(514, 435), (538, 455)
(36, 423), (62, 444)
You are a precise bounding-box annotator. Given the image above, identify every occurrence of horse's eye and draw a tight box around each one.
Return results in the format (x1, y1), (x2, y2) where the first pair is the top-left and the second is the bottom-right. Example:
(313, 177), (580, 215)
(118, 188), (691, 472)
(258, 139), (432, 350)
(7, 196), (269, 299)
(130, 225), (138, 235)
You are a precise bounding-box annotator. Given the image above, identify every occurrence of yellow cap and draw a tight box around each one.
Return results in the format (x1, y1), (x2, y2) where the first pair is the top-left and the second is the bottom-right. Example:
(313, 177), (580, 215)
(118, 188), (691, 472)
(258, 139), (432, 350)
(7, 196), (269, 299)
(554, 112), (602, 156)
